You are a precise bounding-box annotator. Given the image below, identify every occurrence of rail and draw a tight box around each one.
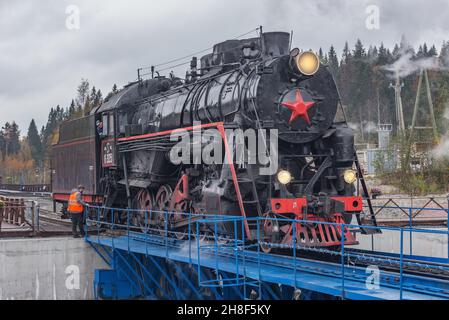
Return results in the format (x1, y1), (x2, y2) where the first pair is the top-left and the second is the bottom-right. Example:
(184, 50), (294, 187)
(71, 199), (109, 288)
(85, 202), (449, 300)
(0, 184), (51, 193)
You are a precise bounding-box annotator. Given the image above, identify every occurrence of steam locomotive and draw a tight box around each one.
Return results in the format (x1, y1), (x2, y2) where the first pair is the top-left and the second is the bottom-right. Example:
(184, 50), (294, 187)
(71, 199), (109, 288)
(51, 31), (377, 250)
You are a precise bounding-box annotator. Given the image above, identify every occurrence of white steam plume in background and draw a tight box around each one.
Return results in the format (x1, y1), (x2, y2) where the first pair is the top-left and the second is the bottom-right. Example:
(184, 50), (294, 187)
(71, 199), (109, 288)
(382, 52), (446, 78)
(363, 121), (377, 134)
(347, 122), (359, 132)
(432, 103), (449, 159)
(347, 121), (377, 134)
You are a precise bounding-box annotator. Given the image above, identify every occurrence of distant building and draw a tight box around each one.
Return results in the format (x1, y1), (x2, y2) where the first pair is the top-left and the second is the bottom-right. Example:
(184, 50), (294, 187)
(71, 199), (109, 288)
(364, 124), (396, 175)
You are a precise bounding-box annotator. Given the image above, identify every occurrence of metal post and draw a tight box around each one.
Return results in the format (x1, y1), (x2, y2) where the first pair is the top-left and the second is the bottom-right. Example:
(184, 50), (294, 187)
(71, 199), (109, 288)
(35, 202), (40, 233)
(409, 207), (413, 255)
(165, 210), (168, 259)
(31, 201), (36, 236)
(293, 222), (297, 289)
(127, 208), (130, 252)
(196, 221), (201, 285)
(242, 217), (247, 299)
(97, 207), (100, 239)
(214, 220), (219, 286)
(400, 228), (404, 300)
(145, 210), (149, 257)
(235, 219), (239, 288)
(188, 211), (191, 264)
(256, 219), (261, 299)
(447, 194), (449, 259)
(341, 223), (345, 299)
(84, 206), (88, 239)
(111, 208), (115, 268)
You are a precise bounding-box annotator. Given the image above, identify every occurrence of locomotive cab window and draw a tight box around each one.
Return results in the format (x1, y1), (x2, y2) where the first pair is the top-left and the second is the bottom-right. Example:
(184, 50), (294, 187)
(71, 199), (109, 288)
(119, 112), (128, 135)
(101, 113), (115, 137)
(108, 113), (115, 136)
(102, 113), (109, 136)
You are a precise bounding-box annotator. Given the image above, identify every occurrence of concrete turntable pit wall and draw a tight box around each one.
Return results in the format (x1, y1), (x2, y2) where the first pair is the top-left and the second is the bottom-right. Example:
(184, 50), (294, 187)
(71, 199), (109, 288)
(0, 237), (108, 300)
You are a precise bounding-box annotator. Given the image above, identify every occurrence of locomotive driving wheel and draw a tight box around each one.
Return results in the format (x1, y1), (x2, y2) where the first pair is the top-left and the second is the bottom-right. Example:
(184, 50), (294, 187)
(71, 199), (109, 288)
(132, 188), (154, 232)
(260, 212), (279, 254)
(191, 207), (209, 242)
(155, 185), (173, 237)
(172, 199), (192, 240)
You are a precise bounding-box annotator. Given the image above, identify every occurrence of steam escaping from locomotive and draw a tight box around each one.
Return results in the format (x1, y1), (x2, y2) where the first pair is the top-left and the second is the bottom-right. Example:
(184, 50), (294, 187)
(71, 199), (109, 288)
(52, 30), (378, 250)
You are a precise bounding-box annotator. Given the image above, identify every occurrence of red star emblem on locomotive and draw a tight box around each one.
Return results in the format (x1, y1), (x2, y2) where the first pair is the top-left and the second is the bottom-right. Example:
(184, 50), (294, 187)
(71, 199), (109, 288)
(281, 89), (315, 124)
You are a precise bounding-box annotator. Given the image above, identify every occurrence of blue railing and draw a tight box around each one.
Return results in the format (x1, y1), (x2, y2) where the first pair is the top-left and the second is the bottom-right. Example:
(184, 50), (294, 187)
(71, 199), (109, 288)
(369, 202), (449, 257)
(84, 203), (449, 300)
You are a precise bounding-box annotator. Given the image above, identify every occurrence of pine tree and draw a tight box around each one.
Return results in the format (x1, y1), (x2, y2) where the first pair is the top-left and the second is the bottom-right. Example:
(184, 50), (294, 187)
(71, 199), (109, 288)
(377, 43), (391, 65)
(90, 86), (97, 105)
(83, 95), (92, 116)
(353, 39), (366, 59)
(90, 87), (103, 110)
(0, 129), (5, 161)
(76, 78), (90, 113)
(342, 41), (351, 64)
(27, 119), (43, 165)
(318, 48), (324, 61)
(392, 43), (401, 58)
(417, 45), (424, 58)
(95, 89), (103, 107)
(2, 122), (21, 155)
(67, 99), (76, 119)
(439, 41), (449, 66)
(428, 45), (437, 57)
(423, 43), (429, 56)
(112, 84), (118, 93)
(328, 45), (339, 77)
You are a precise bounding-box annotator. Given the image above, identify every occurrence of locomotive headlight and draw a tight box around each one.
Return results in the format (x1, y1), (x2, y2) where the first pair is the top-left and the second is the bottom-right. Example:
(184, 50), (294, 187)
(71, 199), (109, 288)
(296, 51), (320, 76)
(343, 169), (357, 184)
(277, 170), (293, 185)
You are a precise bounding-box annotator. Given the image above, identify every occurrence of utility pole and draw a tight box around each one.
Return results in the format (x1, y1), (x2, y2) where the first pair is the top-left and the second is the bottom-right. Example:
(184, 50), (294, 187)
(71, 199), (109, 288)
(389, 72), (406, 134)
(424, 69), (439, 142)
(405, 69), (439, 168)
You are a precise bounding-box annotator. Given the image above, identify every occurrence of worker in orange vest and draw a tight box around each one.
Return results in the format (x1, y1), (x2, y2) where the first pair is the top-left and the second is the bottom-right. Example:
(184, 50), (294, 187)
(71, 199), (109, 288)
(68, 185), (87, 238)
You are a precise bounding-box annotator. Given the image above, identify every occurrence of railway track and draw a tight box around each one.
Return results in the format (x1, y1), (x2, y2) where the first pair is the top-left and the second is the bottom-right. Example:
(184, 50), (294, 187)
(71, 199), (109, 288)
(256, 241), (449, 281)
(39, 210), (71, 227)
(0, 189), (51, 198)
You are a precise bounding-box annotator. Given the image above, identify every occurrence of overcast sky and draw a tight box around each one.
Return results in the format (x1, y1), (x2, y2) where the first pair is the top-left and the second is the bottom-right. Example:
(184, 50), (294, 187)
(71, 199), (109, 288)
(1, 0), (449, 133)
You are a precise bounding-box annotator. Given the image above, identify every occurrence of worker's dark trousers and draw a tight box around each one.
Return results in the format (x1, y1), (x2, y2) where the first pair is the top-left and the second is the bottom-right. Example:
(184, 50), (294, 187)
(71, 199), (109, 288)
(70, 212), (85, 236)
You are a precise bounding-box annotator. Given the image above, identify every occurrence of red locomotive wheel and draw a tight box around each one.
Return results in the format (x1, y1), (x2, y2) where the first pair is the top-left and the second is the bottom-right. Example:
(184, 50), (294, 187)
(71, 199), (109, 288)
(155, 185), (173, 237)
(192, 207), (209, 242)
(132, 189), (154, 232)
(173, 199), (192, 240)
(260, 212), (279, 254)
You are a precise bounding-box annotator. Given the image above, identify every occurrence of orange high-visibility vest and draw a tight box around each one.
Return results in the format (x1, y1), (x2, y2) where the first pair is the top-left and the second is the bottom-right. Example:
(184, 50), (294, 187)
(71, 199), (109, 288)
(68, 192), (84, 213)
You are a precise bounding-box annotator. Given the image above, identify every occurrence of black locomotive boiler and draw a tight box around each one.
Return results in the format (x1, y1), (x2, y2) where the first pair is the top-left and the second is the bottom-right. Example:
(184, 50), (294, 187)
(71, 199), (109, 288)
(51, 31), (377, 250)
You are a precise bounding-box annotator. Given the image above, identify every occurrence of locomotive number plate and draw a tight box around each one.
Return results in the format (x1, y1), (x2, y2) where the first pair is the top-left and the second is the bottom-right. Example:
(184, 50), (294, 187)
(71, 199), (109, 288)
(102, 140), (116, 167)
